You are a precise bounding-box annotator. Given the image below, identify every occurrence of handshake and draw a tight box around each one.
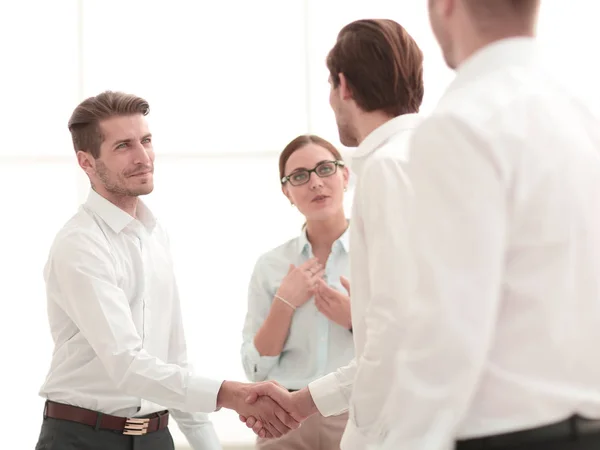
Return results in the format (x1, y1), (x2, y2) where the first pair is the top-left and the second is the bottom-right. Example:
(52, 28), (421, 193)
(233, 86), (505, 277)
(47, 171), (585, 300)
(217, 380), (318, 438)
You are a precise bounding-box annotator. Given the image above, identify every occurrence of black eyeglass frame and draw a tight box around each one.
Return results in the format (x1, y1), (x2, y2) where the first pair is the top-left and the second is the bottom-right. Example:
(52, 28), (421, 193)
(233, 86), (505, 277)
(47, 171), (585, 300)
(281, 160), (345, 186)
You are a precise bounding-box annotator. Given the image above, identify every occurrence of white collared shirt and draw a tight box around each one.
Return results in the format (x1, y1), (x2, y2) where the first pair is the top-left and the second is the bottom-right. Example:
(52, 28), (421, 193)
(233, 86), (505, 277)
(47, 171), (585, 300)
(39, 189), (222, 450)
(343, 37), (600, 450)
(241, 227), (353, 389)
(307, 114), (423, 447)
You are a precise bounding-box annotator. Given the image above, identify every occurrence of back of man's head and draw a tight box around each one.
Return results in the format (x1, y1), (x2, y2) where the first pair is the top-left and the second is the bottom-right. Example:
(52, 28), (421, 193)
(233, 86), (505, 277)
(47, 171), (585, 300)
(327, 19), (424, 117)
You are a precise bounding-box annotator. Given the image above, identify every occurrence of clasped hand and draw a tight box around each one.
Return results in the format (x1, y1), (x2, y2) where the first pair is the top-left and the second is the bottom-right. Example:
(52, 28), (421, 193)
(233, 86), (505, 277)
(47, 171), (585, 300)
(237, 382), (316, 438)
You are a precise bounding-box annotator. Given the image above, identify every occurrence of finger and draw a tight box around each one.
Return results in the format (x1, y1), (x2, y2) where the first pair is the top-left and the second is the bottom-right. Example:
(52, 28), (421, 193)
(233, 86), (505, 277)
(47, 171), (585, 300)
(251, 420), (264, 434)
(246, 381), (291, 408)
(310, 268), (326, 282)
(315, 278), (329, 292)
(300, 257), (320, 270)
(274, 406), (301, 430)
(314, 293), (329, 311)
(257, 397), (300, 436)
(245, 416), (257, 428)
(287, 263), (295, 274)
(340, 275), (351, 295)
(315, 279), (333, 301)
(263, 429), (274, 439)
(264, 414), (293, 437)
(239, 415), (247, 423)
(262, 419), (283, 438)
(269, 380), (285, 389)
(317, 303), (332, 319)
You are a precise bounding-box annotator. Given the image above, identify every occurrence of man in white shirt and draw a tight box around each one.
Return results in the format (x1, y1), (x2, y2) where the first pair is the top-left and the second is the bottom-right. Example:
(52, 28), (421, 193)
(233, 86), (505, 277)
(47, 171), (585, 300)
(250, 1), (600, 449)
(239, 18), (426, 450)
(245, 2), (600, 448)
(374, 1), (600, 448)
(35, 91), (299, 450)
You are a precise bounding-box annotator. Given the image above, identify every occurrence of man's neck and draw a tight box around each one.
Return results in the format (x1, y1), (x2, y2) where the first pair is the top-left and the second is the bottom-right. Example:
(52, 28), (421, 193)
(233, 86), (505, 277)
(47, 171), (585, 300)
(355, 111), (397, 145)
(455, 28), (535, 68)
(93, 186), (138, 218)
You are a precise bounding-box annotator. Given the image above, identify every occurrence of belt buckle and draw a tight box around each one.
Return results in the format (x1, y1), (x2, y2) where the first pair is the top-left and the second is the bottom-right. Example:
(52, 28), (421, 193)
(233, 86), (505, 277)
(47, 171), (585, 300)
(123, 417), (150, 435)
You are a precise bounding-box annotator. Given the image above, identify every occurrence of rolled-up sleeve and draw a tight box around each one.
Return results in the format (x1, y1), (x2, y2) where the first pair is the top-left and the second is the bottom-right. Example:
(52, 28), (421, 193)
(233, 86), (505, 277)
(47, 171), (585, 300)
(241, 257), (281, 381)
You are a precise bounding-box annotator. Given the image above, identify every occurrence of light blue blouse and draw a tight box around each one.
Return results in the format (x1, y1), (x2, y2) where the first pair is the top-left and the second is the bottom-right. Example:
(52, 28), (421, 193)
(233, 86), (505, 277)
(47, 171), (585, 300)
(241, 227), (354, 390)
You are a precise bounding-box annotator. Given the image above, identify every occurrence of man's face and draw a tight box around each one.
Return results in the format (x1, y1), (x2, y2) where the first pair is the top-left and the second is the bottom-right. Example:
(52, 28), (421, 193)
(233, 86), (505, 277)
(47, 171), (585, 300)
(428, 0), (458, 69)
(82, 114), (155, 198)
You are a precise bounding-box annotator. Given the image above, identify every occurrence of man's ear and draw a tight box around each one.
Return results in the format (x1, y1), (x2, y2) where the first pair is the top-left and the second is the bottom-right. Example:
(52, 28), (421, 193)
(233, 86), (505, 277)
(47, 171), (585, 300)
(76, 150), (96, 177)
(338, 73), (353, 101)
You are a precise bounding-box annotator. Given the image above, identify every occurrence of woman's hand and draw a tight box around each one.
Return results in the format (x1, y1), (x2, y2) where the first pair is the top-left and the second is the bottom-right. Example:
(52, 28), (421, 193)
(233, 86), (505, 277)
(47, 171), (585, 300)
(314, 276), (352, 329)
(276, 258), (325, 308)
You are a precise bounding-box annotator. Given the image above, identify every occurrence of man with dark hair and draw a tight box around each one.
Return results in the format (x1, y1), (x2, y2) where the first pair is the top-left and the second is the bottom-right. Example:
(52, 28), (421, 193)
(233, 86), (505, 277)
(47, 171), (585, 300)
(36, 91), (299, 449)
(241, 19), (426, 450)
(326, 18), (424, 146)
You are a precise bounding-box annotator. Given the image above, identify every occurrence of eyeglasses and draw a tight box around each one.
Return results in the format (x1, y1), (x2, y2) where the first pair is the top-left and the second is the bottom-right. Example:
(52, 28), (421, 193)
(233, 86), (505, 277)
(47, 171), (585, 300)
(281, 160), (345, 186)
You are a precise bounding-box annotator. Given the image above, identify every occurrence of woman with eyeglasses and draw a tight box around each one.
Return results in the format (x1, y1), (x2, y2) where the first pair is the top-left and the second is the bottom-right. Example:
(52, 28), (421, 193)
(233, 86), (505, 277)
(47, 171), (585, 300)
(241, 134), (353, 449)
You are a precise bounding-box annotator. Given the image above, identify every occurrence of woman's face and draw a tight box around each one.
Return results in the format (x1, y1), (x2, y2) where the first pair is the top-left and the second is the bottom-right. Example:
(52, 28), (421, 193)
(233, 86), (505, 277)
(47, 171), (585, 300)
(282, 143), (349, 221)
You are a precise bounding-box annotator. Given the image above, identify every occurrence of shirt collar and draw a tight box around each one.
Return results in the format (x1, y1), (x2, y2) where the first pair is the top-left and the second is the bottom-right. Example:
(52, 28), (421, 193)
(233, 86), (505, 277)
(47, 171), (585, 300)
(84, 189), (157, 234)
(447, 37), (540, 94)
(351, 113), (422, 161)
(297, 222), (350, 254)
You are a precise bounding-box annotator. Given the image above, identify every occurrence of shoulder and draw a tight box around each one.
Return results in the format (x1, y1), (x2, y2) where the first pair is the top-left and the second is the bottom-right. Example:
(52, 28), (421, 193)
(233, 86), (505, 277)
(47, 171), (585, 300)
(253, 235), (302, 272)
(48, 209), (114, 265)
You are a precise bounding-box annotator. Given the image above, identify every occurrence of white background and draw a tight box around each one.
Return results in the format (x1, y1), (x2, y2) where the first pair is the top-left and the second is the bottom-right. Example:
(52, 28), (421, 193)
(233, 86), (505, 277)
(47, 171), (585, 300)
(1, 1), (599, 448)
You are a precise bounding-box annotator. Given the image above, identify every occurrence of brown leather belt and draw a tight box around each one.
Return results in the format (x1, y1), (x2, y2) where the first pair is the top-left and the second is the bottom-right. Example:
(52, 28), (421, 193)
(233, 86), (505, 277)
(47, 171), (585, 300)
(44, 401), (169, 436)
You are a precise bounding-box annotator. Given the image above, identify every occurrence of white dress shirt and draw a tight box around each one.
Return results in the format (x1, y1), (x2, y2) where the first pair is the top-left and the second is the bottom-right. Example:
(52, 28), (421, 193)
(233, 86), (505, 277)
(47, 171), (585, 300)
(326, 37), (600, 450)
(307, 113), (423, 449)
(241, 227), (354, 390)
(39, 189), (223, 450)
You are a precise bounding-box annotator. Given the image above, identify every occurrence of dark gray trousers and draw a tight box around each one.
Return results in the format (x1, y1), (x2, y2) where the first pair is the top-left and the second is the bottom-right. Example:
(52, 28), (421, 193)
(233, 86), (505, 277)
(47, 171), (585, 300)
(35, 417), (175, 450)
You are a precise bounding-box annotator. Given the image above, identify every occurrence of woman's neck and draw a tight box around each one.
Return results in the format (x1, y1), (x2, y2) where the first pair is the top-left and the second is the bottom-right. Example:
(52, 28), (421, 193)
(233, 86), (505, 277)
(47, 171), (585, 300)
(305, 211), (348, 255)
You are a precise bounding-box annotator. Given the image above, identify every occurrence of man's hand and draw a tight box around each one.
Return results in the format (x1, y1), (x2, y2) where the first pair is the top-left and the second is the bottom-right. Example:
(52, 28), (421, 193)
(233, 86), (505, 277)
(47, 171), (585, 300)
(238, 385), (319, 438)
(314, 276), (352, 330)
(216, 381), (300, 438)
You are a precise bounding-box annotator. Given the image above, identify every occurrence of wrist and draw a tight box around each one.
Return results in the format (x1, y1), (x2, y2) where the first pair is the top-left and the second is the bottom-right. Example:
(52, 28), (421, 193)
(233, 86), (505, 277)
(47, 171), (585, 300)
(291, 387), (319, 418)
(273, 292), (297, 313)
(216, 380), (245, 410)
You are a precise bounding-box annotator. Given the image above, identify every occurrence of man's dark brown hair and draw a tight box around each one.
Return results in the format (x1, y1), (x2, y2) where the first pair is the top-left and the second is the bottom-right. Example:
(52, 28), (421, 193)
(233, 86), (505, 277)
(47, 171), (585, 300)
(68, 91), (149, 159)
(326, 19), (424, 117)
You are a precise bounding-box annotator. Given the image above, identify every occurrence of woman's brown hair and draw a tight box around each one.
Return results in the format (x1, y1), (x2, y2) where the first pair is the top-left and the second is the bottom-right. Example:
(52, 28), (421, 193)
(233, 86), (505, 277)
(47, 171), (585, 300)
(279, 135), (343, 182)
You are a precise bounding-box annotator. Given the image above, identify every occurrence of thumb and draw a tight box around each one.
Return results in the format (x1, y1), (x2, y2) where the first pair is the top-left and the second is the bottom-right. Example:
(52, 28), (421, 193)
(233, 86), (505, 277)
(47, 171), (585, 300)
(245, 391), (259, 404)
(287, 264), (295, 274)
(340, 276), (351, 295)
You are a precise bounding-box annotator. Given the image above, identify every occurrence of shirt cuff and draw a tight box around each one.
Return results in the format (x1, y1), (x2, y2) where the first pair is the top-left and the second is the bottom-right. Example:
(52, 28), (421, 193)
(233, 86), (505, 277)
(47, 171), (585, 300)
(308, 372), (349, 417)
(244, 341), (280, 381)
(185, 376), (224, 413)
